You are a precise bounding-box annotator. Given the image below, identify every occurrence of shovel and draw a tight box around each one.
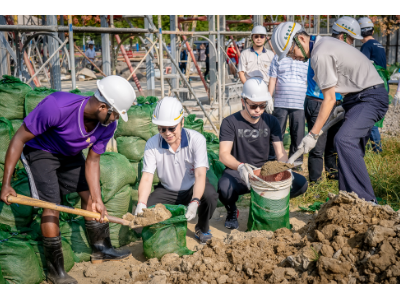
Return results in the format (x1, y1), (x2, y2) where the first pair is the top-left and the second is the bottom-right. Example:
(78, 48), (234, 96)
(7, 194), (157, 229)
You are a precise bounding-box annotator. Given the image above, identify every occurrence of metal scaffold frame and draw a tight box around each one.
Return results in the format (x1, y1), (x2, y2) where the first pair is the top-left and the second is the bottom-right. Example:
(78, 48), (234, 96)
(1, 15), (399, 134)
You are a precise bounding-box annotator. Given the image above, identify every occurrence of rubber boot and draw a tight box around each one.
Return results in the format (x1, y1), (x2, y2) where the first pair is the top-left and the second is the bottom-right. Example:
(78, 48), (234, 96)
(43, 236), (78, 284)
(85, 221), (131, 264)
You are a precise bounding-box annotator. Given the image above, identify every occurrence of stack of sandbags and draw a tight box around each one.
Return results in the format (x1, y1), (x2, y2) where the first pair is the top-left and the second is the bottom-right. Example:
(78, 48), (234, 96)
(115, 96), (160, 202)
(24, 87), (57, 116)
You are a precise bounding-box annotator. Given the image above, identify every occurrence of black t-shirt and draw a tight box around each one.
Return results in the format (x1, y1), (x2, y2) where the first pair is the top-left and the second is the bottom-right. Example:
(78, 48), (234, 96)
(219, 111), (282, 168)
(205, 45), (209, 63)
(360, 39), (387, 69)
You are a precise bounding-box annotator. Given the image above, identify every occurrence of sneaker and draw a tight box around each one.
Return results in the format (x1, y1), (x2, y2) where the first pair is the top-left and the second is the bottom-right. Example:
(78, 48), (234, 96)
(195, 229), (212, 244)
(225, 209), (239, 230)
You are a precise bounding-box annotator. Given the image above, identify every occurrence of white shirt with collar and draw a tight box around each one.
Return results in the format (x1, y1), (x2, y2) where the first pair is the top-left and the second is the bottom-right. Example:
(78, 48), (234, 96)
(238, 46), (275, 85)
(142, 128), (209, 192)
(85, 48), (96, 60)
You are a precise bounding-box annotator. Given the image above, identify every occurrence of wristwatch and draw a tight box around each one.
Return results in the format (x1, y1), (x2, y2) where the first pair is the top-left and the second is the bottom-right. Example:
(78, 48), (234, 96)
(309, 132), (319, 140)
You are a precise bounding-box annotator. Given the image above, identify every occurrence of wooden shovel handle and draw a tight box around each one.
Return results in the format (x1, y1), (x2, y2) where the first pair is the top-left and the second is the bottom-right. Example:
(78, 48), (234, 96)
(7, 194), (130, 226)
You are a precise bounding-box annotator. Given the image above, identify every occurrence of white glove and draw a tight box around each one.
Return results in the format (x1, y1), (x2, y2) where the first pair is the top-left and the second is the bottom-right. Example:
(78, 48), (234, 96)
(185, 200), (199, 221)
(297, 133), (318, 154)
(134, 202), (147, 216)
(333, 106), (344, 118)
(266, 100), (274, 114)
(238, 163), (251, 190)
(394, 92), (400, 108)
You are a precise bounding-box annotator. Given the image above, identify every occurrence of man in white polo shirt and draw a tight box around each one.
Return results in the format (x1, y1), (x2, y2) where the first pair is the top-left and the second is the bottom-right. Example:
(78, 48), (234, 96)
(238, 25), (275, 86)
(135, 97), (218, 244)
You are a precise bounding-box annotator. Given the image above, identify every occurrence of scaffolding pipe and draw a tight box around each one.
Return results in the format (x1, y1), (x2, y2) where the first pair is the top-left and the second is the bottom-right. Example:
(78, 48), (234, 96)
(127, 40), (157, 81)
(114, 34), (144, 95)
(158, 15), (165, 97)
(177, 23), (209, 95)
(162, 41), (218, 135)
(178, 16), (208, 23)
(74, 44), (106, 77)
(217, 15), (222, 126)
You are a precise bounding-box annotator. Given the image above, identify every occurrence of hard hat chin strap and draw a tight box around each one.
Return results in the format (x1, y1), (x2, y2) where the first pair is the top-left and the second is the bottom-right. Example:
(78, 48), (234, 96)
(102, 107), (114, 127)
(343, 33), (347, 43)
(293, 36), (309, 62)
(244, 102), (261, 119)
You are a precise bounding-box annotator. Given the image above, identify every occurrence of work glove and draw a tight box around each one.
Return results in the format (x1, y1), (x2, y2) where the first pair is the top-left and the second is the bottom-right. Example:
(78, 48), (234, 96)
(394, 92), (400, 108)
(297, 133), (318, 154)
(333, 106), (344, 118)
(238, 163), (251, 190)
(266, 100), (274, 114)
(134, 202), (147, 216)
(185, 200), (199, 221)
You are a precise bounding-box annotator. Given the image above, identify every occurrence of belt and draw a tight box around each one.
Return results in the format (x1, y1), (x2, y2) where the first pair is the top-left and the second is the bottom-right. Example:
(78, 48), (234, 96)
(307, 96), (342, 106)
(345, 83), (386, 98)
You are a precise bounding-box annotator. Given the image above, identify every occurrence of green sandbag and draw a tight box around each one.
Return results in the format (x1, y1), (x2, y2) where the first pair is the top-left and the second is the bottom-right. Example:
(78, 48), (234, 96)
(0, 235), (43, 284)
(0, 171), (33, 228)
(29, 237), (76, 277)
(203, 132), (219, 155)
(105, 185), (131, 218)
(114, 96), (158, 141)
(100, 152), (136, 203)
(373, 64), (389, 128)
(206, 168), (219, 192)
(63, 192), (82, 209)
(116, 136), (146, 163)
(109, 223), (140, 249)
(24, 87), (57, 116)
(69, 88), (95, 97)
(142, 204), (194, 260)
(207, 151), (225, 179)
(130, 162), (139, 185)
(184, 114), (203, 133)
(0, 118), (23, 164)
(130, 186), (139, 209)
(137, 159), (159, 184)
(0, 264), (5, 284)
(60, 218), (92, 262)
(0, 164), (4, 182)
(0, 75), (31, 120)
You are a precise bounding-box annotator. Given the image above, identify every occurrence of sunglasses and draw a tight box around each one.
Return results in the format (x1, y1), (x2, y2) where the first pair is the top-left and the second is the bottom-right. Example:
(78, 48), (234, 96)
(253, 35), (266, 39)
(245, 99), (267, 110)
(158, 124), (179, 133)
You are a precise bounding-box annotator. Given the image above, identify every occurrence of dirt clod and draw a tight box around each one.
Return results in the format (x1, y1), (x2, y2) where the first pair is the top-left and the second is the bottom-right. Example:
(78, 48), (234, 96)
(260, 161), (294, 176)
(123, 203), (172, 228)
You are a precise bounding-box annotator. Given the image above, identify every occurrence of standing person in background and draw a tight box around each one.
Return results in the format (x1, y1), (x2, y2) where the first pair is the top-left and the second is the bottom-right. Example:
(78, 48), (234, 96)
(179, 46), (188, 74)
(204, 44), (210, 82)
(226, 42), (238, 78)
(238, 25), (274, 86)
(268, 54), (309, 167)
(359, 17), (387, 153)
(85, 41), (96, 71)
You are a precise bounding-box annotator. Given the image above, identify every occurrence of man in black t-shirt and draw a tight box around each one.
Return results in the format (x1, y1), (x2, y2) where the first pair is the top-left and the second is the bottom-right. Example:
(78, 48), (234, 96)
(218, 77), (308, 229)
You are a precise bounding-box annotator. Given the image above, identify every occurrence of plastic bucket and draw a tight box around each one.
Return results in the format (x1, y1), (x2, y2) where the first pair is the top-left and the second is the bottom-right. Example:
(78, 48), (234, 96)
(247, 169), (292, 232)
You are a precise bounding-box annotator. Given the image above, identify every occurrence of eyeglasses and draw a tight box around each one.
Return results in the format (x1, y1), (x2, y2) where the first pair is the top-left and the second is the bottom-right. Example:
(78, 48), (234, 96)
(245, 99), (267, 110)
(253, 35), (266, 39)
(158, 124), (179, 133)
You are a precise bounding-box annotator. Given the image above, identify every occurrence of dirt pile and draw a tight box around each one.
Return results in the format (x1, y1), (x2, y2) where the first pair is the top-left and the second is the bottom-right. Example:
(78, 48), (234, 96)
(123, 204), (172, 228)
(260, 161), (293, 176)
(71, 191), (400, 284)
(382, 105), (400, 137)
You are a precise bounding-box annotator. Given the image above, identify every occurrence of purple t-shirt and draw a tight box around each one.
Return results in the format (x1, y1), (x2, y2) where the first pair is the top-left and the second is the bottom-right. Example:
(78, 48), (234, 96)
(24, 92), (116, 156)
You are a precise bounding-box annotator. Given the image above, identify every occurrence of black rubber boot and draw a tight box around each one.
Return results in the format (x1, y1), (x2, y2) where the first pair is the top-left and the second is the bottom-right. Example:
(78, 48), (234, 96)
(85, 221), (131, 264)
(43, 236), (78, 284)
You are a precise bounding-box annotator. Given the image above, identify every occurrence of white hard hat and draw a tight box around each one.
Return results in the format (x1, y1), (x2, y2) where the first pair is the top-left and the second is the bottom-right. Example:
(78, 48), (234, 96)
(251, 25), (267, 36)
(241, 77), (272, 103)
(95, 75), (136, 122)
(332, 16), (362, 40)
(271, 22), (304, 61)
(358, 17), (374, 29)
(152, 97), (184, 126)
(88, 41), (94, 45)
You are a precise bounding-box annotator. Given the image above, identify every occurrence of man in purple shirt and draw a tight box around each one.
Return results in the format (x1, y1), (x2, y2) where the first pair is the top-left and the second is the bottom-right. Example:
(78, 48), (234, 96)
(0, 75), (136, 284)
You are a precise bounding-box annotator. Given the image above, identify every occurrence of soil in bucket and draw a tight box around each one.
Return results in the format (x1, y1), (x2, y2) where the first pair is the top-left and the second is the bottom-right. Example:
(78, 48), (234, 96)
(248, 169), (292, 232)
(260, 161), (294, 178)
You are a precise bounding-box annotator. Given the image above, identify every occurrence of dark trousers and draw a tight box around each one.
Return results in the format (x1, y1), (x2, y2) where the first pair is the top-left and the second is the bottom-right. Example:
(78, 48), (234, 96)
(204, 60), (209, 78)
(369, 126), (382, 153)
(272, 107), (306, 163)
(335, 87), (388, 201)
(147, 179), (218, 233)
(217, 168), (308, 212)
(304, 96), (343, 182)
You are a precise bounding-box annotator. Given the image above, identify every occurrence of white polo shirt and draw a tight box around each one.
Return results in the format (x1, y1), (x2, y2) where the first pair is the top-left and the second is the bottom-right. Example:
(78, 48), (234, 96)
(142, 128), (209, 192)
(238, 46), (275, 85)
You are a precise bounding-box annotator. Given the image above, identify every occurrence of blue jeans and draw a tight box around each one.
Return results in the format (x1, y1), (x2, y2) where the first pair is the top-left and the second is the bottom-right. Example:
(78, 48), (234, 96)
(335, 87), (388, 201)
(369, 126), (382, 153)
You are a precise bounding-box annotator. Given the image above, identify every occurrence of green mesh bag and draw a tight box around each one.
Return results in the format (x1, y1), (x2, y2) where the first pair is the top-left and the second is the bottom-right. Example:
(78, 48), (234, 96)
(116, 136), (146, 163)
(69, 88), (95, 97)
(0, 234), (44, 284)
(100, 152), (136, 203)
(142, 204), (194, 260)
(373, 64), (389, 128)
(184, 114), (203, 133)
(0, 264), (5, 284)
(114, 96), (158, 141)
(0, 75), (31, 120)
(0, 171), (33, 228)
(63, 192), (82, 209)
(207, 151), (225, 179)
(29, 237), (77, 277)
(130, 185), (139, 209)
(60, 217), (92, 262)
(203, 132), (219, 155)
(109, 223), (140, 249)
(247, 187), (290, 232)
(0, 118), (24, 164)
(0, 164), (4, 182)
(24, 87), (57, 116)
(130, 162), (139, 185)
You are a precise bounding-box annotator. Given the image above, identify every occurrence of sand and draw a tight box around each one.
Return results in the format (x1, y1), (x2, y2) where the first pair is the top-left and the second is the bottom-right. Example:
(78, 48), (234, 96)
(260, 161), (294, 176)
(122, 204), (172, 228)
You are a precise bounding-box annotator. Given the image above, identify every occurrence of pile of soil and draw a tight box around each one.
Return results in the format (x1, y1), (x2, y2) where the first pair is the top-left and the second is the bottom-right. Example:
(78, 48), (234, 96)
(123, 204), (172, 228)
(382, 104), (400, 137)
(70, 191), (400, 284)
(260, 161), (293, 176)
